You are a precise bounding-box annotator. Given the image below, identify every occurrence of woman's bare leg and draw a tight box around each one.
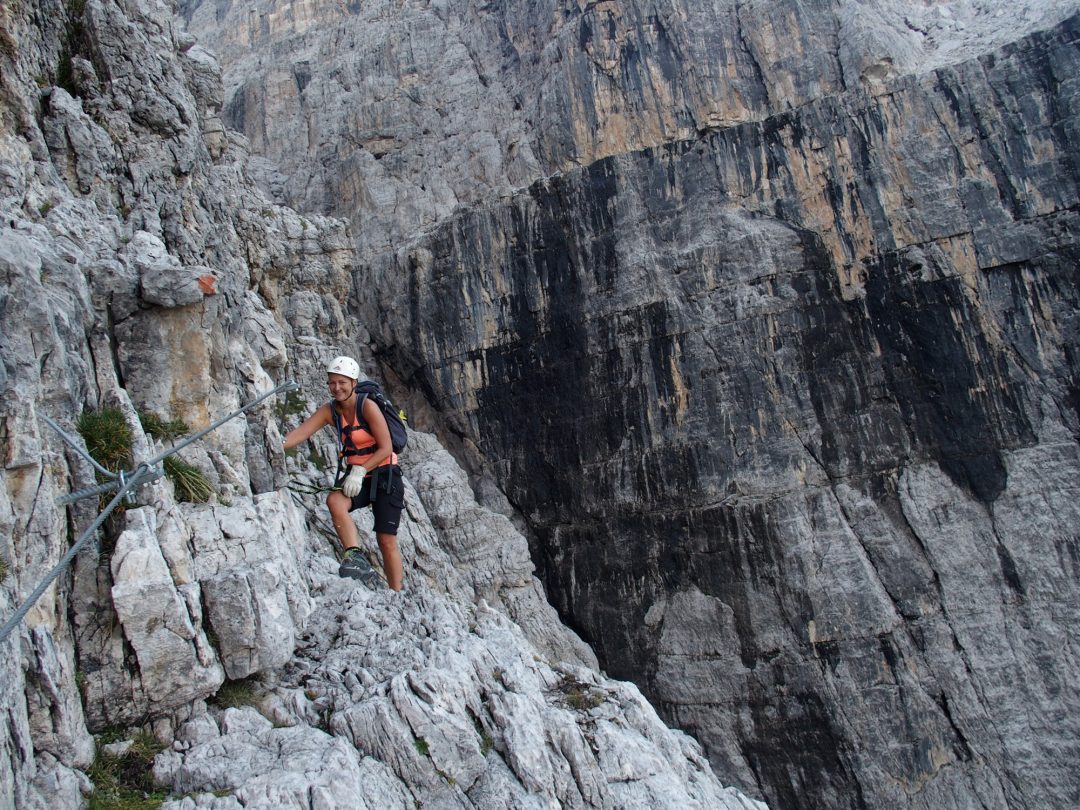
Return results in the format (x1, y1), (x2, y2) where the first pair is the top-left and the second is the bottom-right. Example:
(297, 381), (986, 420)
(377, 532), (403, 591)
(327, 491), (360, 550)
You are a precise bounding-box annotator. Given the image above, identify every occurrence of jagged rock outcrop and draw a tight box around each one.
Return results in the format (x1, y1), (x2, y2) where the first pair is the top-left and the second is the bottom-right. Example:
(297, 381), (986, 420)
(152, 566), (757, 809)
(181, 1), (1080, 809)
(0, 0), (764, 807)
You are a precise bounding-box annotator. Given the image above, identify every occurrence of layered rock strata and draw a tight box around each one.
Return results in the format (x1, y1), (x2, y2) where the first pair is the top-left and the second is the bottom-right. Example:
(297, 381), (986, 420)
(183, 1), (1080, 808)
(182, 0), (1080, 254)
(0, 0), (761, 807)
(374, 22), (1080, 810)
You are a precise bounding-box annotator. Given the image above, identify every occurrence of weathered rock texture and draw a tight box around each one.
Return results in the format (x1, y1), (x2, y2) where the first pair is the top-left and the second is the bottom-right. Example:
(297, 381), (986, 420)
(182, 1), (1080, 809)
(0, 0), (763, 807)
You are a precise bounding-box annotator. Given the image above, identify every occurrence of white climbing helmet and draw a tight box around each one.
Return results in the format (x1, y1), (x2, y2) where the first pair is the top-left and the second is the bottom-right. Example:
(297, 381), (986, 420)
(326, 356), (360, 380)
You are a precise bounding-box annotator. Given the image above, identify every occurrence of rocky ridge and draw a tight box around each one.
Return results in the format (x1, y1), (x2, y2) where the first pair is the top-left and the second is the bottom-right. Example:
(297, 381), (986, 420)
(181, 1), (1080, 809)
(0, 0), (762, 808)
(181, 0), (1080, 259)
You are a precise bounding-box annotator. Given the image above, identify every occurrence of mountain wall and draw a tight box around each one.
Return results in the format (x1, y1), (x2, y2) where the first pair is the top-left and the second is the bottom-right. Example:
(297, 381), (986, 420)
(0, 0), (763, 807)
(181, 1), (1080, 809)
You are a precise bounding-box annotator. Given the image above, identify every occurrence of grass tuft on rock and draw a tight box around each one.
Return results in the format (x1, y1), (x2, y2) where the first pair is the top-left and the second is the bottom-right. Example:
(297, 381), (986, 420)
(163, 456), (213, 503)
(77, 407), (133, 476)
(138, 410), (214, 503)
(211, 676), (262, 710)
(87, 730), (168, 810)
(557, 674), (606, 712)
(138, 410), (190, 441)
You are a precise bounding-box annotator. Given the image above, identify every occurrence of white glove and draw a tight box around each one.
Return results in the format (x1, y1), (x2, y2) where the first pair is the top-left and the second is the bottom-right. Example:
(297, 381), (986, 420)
(342, 466), (366, 497)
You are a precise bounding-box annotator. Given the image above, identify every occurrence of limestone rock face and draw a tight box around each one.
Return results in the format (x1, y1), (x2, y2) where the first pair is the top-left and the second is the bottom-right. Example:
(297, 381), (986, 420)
(153, 588), (763, 810)
(369, 26), (1080, 807)
(0, 0), (762, 807)
(182, 1), (1080, 808)
(182, 0), (1080, 259)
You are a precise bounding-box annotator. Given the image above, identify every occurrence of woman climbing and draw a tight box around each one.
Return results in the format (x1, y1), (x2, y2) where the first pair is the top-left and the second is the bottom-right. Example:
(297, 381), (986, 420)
(283, 356), (405, 590)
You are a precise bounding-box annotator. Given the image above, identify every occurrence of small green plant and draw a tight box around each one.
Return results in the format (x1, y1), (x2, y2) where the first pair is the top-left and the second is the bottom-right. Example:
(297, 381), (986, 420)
(87, 730), (167, 810)
(0, 556), (8, 583)
(470, 715), (493, 756)
(436, 768), (456, 786)
(478, 728), (493, 756)
(414, 737), (429, 757)
(558, 675), (605, 712)
(138, 410), (189, 441)
(211, 677), (261, 710)
(275, 388), (306, 420)
(77, 407), (134, 476)
(565, 688), (604, 711)
(38, 200), (54, 217)
(163, 456), (213, 503)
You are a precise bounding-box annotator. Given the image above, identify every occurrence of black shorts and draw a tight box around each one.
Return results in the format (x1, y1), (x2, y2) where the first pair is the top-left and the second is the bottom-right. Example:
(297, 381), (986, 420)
(347, 465), (405, 535)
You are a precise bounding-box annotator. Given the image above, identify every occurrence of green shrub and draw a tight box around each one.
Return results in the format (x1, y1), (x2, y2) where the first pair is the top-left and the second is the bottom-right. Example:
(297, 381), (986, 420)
(414, 737), (429, 757)
(163, 456), (213, 503)
(77, 407), (133, 475)
(211, 677), (261, 710)
(87, 730), (167, 810)
(0, 556), (8, 583)
(138, 410), (189, 441)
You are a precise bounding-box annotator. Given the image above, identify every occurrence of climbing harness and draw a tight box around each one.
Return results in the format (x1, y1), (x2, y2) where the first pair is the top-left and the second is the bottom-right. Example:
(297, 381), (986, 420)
(330, 391), (403, 504)
(0, 380), (298, 644)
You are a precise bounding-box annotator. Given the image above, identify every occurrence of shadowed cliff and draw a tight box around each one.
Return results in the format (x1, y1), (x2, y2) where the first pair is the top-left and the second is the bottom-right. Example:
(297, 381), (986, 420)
(0, 0), (768, 807)
(182, 1), (1080, 807)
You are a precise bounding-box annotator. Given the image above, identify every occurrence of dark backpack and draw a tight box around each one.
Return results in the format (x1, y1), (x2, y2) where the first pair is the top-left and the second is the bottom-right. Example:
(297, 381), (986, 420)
(330, 380), (408, 468)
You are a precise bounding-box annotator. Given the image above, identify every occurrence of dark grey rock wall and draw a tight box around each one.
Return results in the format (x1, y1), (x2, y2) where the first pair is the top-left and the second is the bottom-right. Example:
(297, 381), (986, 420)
(4, 0), (751, 805)
(181, 0), (1080, 806)
(363, 17), (1080, 810)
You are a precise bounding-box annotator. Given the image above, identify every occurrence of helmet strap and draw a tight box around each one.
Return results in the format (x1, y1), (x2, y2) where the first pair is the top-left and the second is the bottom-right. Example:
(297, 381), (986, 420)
(334, 389), (358, 415)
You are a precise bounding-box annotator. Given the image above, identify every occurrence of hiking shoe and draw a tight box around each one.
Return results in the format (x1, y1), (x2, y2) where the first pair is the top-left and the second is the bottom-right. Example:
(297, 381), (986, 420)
(338, 547), (380, 585)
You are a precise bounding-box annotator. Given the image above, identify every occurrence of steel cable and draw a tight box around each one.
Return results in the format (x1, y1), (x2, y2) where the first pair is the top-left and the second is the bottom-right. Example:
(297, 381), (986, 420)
(0, 464), (150, 643)
(0, 380), (300, 644)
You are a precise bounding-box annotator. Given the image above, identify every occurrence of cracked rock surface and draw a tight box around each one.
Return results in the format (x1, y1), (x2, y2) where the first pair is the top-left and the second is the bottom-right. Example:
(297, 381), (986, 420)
(0, 0), (761, 808)
(183, 1), (1080, 808)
